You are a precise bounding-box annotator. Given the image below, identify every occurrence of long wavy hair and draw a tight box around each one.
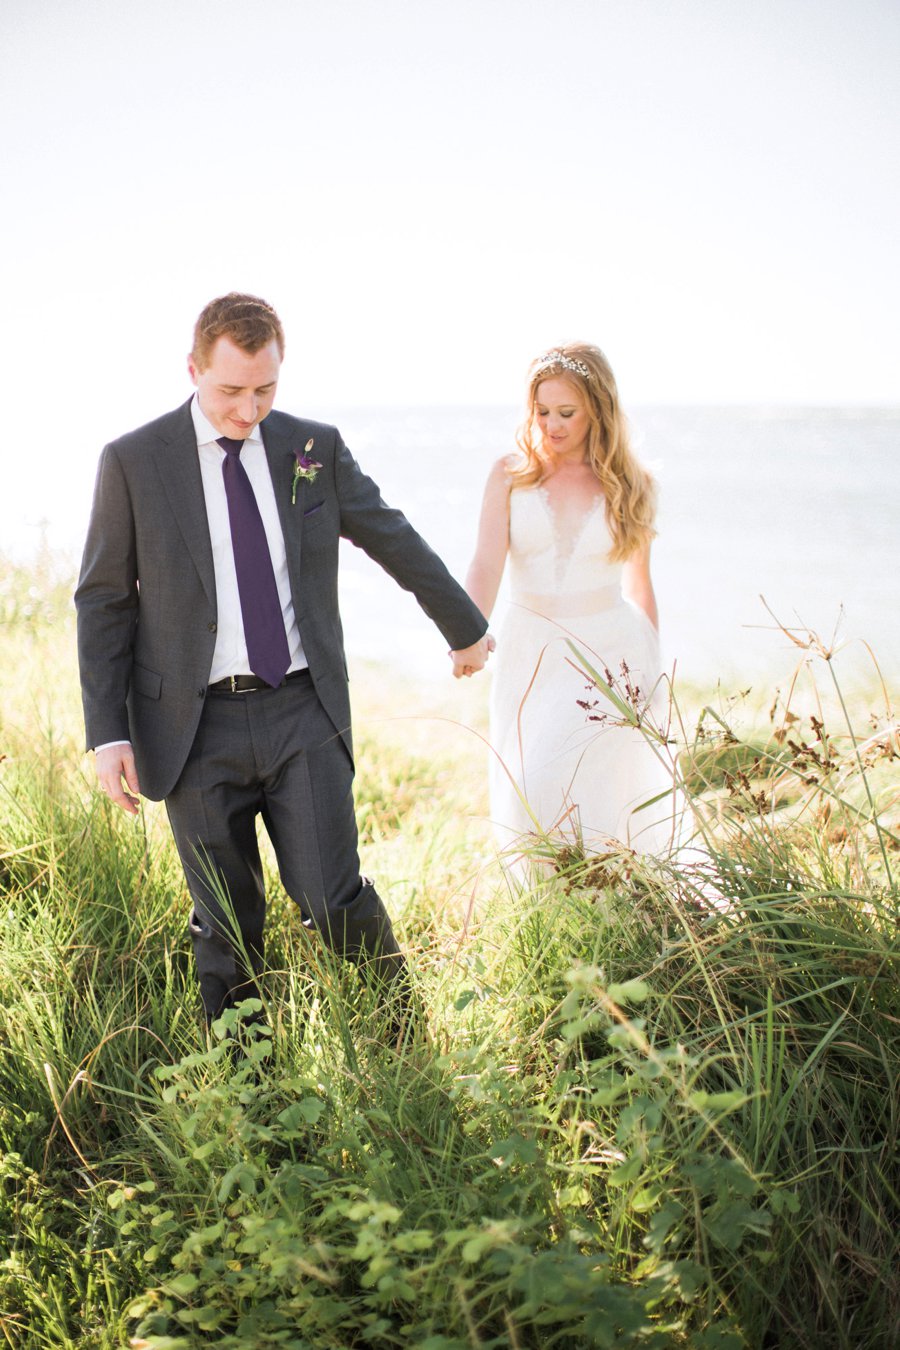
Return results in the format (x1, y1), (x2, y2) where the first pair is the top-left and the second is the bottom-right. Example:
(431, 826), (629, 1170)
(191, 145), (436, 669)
(511, 343), (657, 561)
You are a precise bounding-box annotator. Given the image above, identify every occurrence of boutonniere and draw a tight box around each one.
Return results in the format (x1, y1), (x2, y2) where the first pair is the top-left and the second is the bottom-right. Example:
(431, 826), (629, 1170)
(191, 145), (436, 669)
(291, 439), (322, 504)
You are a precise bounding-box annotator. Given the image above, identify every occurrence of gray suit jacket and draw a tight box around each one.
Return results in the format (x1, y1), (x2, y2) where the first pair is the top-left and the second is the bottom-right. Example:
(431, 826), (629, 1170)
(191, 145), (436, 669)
(75, 400), (487, 801)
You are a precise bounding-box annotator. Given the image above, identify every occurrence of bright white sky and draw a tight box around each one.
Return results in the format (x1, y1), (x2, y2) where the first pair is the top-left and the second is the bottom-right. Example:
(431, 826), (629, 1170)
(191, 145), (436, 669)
(1, 0), (898, 553)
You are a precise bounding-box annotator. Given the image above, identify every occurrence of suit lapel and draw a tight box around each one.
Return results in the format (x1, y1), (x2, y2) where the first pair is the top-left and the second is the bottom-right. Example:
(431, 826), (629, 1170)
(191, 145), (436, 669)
(156, 402), (217, 609)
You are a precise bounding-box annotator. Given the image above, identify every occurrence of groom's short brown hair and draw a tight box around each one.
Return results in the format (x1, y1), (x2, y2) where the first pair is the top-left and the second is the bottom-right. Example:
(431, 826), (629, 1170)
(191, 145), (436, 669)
(191, 293), (285, 370)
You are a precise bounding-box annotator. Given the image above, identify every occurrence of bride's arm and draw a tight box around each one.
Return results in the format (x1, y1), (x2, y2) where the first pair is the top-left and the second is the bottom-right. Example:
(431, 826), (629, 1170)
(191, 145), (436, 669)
(465, 456), (512, 621)
(622, 541), (659, 632)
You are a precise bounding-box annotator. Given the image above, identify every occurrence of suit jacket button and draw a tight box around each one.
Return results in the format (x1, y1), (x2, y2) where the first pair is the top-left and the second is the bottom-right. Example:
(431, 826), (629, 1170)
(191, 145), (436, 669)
(208, 622), (217, 632)
(198, 688), (206, 697)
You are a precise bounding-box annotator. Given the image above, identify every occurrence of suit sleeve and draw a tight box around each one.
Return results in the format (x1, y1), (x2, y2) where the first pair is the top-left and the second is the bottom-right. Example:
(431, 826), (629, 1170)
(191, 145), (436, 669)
(74, 444), (139, 750)
(333, 430), (488, 651)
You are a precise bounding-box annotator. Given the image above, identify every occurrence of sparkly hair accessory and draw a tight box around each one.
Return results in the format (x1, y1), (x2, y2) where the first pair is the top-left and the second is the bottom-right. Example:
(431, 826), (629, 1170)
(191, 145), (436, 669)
(533, 350), (592, 380)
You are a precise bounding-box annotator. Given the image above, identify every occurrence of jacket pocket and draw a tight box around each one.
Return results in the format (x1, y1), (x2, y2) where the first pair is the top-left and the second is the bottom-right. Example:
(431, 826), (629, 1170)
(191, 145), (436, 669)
(132, 662), (162, 700)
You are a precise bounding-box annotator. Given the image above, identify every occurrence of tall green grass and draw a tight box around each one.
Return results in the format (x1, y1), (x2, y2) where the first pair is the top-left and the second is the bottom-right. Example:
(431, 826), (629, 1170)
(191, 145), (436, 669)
(0, 556), (897, 1349)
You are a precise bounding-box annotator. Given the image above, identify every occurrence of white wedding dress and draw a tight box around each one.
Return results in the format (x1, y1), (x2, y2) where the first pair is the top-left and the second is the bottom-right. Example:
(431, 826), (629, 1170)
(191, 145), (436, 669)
(489, 485), (679, 857)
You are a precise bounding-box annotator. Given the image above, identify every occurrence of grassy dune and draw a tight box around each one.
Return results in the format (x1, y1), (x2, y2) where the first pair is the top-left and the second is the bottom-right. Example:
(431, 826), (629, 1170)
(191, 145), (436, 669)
(0, 553), (898, 1350)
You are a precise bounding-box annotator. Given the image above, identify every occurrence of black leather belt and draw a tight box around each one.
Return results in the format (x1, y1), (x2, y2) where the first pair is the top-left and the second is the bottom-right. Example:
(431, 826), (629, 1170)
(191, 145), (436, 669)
(207, 669), (311, 695)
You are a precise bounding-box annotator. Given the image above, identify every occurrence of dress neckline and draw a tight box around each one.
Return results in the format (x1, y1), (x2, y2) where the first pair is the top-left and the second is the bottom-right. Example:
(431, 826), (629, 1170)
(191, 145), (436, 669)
(530, 483), (603, 588)
(536, 480), (602, 546)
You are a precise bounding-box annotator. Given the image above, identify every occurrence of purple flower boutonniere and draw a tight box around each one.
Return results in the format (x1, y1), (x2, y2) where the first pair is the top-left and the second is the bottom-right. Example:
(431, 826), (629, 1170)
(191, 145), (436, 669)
(291, 438), (322, 504)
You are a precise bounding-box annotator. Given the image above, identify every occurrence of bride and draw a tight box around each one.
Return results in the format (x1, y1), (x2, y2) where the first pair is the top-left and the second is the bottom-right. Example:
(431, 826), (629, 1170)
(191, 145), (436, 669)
(465, 344), (678, 858)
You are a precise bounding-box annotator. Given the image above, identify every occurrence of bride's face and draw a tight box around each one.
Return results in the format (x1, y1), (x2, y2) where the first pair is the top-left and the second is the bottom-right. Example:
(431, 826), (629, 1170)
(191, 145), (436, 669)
(534, 378), (590, 461)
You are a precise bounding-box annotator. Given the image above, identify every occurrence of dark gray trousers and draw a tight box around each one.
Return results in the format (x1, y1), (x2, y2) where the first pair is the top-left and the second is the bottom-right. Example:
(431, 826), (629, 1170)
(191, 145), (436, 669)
(164, 670), (404, 1023)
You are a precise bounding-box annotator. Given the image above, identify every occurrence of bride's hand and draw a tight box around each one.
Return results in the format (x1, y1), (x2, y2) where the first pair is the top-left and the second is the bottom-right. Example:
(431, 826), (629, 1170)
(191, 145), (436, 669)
(450, 633), (495, 678)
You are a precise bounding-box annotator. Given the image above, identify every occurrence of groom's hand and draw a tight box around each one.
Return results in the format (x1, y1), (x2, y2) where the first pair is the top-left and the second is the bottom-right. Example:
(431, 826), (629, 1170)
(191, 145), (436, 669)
(95, 744), (142, 816)
(450, 633), (495, 679)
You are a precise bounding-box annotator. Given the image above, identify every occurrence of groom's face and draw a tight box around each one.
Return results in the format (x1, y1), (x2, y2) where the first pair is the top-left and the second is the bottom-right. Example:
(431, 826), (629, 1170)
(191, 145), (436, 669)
(188, 335), (282, 439)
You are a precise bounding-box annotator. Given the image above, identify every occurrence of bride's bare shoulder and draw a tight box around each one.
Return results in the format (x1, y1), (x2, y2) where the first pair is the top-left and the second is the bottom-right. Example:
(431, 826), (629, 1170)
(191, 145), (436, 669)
(484, 452), (520, 486)
(494, 451), (529, 480)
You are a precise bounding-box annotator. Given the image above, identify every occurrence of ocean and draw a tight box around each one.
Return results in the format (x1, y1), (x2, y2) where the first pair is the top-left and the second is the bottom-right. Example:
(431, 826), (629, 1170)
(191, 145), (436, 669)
(10, 405), (898, 695)
(327, 404), (900, 691)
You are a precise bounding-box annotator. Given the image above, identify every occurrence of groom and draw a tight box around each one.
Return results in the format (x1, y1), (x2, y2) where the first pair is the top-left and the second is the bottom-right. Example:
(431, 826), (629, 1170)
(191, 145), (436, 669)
(75, 292), (490, 1028)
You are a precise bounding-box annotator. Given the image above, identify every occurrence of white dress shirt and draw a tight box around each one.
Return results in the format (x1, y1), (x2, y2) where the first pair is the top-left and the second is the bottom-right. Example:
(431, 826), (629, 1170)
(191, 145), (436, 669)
(94, 396), (306, 752)
(192, 396), (307, 683)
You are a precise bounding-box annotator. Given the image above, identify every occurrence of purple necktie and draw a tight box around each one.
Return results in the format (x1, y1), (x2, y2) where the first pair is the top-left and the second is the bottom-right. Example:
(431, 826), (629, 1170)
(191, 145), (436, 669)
(217, 437), (291, 688)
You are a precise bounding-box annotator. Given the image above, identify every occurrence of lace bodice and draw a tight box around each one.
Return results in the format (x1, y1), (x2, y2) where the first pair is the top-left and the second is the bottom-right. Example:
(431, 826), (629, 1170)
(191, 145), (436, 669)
(507, 485), (623, 617)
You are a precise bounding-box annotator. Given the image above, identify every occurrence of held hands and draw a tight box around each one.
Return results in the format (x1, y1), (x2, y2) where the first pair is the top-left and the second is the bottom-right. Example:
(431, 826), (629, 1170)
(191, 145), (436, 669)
(95, 744), (142, 816)
(449, 633), (496, 679)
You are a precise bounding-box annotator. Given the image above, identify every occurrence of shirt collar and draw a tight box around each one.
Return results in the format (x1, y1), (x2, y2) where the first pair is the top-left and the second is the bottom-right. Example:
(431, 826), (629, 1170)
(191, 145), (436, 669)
(190, 393), (265, 449)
